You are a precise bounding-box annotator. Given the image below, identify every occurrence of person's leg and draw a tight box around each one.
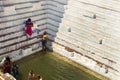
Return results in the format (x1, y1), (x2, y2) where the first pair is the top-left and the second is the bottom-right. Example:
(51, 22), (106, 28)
(44, 44), (46, 51)
(41, 40), (43, 51)
(42, 46), (44, 51)
(41, 40), (45, 51)
(44, 41), (47, 51)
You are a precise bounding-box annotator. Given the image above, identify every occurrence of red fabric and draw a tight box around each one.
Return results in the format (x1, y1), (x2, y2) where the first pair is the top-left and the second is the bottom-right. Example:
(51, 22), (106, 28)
(25, 22), (33, 36)
(3, 60), (11, 73)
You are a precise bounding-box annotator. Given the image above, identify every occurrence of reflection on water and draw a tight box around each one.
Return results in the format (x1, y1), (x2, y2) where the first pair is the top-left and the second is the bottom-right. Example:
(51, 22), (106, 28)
(16, 52), (103, 80)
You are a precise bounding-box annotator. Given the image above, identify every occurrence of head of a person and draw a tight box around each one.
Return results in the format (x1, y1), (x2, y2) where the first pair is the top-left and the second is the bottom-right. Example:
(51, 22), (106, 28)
(28, 18), (31, 22)
(5, 56), (10, 62)
(37, 74), (42, 79)
(29, 70), (33, 74)
(43, 31), (47, 35)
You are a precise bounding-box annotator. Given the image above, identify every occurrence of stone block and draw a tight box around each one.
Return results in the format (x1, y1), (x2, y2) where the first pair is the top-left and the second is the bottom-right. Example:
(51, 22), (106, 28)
(9, 50), (22, 61)
(22, 47), (32, 57)
(4, 6), (16, 15)
(32, 2), (42, 11)
(47, 10), (63, 17)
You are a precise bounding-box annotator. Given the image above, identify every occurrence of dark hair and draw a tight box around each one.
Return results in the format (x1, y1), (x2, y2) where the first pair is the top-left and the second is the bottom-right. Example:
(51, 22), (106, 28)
(29, 70), (33, 74)
(6, 56), (11, 62)
(28, 18), (31, 22)
(37, 74), (42, 79)
(43, 31), (47, 35)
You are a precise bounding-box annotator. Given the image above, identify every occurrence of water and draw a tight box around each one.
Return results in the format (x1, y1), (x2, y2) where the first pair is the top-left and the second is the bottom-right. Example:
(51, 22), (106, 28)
(16, 52), (107, 80)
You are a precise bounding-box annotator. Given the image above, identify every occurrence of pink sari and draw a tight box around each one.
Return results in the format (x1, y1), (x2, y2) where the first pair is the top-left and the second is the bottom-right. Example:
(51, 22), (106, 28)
(25, 22), (33, 36)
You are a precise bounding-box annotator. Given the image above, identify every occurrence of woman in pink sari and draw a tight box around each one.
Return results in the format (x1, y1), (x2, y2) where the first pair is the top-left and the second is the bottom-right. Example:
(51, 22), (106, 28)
(25, 18), (33, 37)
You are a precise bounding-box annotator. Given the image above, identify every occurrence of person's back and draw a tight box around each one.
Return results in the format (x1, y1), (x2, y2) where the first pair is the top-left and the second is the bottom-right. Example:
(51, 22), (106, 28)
(26, 22), (33, 27)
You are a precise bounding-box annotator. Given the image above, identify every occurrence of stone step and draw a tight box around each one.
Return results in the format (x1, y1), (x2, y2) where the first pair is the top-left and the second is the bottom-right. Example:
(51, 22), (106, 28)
(51, 0), (68, 4)
(51, 37), (120, 71)
(61, 15), (120, 45)
(48, 0), (67, 9)
(47, 5), (65, 13)
(47, 13), (62, 22)
(63, 13), (120, 38)
(47, 9), (64, 18)
(59, 22), (101, 43)
(47, 22), (118, 62)
(47, 18), (60, 27)
(14, 3), (32, 9)
(66, 6), (120, 30)
(60, 19), (120, 51)
(47, 23), (59, 30)
(55, 32), (120, 63)
(75, 0), (120, 12)
(0, 19), (46, 36)
(53, 36), (120, 71)
(0, 10), (46, 22)
(48, 18), (120, 54)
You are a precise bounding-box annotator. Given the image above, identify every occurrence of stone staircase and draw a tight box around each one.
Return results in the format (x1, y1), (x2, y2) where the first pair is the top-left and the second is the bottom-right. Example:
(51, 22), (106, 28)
(0, 0), (120, 79)
(46, 0), (120, 80)
(0, 0), (47, 61)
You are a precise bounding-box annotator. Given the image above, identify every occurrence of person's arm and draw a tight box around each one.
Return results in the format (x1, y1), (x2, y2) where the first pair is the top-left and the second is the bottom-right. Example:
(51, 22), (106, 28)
(31, 22), (33, 27)
(40, 77), (42, 80)
(46, 35), (48, 41)
(28, 73), (31, 79)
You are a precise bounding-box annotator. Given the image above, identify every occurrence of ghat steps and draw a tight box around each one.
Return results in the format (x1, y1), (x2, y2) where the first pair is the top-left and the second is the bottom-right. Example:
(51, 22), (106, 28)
(0, 0), (120, 79)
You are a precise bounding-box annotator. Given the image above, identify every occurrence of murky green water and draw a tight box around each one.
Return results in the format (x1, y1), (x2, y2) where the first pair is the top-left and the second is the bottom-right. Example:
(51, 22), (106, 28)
(16, 52), (106, 80)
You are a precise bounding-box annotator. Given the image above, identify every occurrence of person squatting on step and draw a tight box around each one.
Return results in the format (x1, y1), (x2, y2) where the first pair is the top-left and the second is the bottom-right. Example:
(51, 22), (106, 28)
(24, 18), (33, 38)
(24, 18), (40, 38)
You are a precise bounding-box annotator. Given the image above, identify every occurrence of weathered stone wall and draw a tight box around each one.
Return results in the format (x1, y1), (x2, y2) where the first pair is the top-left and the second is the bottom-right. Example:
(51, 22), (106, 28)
(47, 0), (120, 80)
(0, 0), (47, 61)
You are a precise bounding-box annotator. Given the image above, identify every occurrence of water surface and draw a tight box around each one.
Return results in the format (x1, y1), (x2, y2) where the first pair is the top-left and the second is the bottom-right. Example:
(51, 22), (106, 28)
(16, 52), (107, 80)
